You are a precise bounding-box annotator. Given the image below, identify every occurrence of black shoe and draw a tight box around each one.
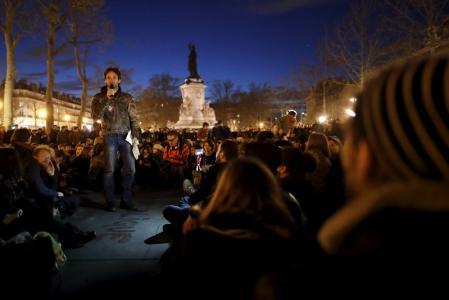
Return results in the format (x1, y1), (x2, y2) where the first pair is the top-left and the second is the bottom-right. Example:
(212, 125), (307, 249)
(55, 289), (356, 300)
(73, 231), (96, 244)
(144, 231), (173, 244)
(120, 202), (142, 211)
(61, 230), (96, 248)
(105, 205), (117, 212)
(162, 224), (181, 238)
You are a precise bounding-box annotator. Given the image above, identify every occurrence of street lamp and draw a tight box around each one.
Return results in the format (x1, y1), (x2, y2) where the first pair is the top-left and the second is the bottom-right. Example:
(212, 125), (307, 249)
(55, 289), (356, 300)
(38, 110), (47, 119)
(345, 108), (356, 117)
(318, 115), (328, 124)
(64, 114), (70, 126)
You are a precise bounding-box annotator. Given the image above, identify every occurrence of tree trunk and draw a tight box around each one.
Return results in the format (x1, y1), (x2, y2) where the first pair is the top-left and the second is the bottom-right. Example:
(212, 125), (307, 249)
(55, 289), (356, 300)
(3, 1), (17, 129)
(46, 22), (55, 133)
(74, 43), (88, 127)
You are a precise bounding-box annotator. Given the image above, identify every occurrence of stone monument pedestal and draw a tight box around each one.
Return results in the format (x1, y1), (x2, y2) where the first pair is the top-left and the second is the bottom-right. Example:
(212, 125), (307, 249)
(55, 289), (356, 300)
(174, 78), (216, 129)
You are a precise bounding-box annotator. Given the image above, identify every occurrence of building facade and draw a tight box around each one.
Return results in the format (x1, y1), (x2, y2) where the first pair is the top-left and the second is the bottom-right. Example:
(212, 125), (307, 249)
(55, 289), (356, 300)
(0, 87), (92, 129)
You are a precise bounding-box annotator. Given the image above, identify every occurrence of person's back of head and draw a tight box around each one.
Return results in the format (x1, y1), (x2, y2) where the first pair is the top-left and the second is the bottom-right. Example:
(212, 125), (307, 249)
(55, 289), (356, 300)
(318, 53), (449, 259)
(306, 132), (330, 158)
(281, 147), (316, 178)
(11, 128), (31, 143)
(344, 53), (449, 185)
(256, 130), (275, 143)
(242, 142), (283, 174)
(217, 140), (238, 162)
(0, 147), (24, 179)
(200, 157), (296, 238)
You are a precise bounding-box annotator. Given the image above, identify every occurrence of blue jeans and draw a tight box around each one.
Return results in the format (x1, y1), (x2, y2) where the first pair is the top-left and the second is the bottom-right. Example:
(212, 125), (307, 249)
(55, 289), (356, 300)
(104, 133), (136, 207)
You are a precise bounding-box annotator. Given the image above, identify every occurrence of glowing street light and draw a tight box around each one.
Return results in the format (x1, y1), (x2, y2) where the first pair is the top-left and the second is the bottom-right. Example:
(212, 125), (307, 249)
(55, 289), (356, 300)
(95, 119), (102, 124)
(259, 122), (264, 128)
(37, 110), (47, 119)
(345, 108), (356, 117)
(64, 114), (70, 122)
(318, 115), (328, 124)
(349, 97), (357, 103)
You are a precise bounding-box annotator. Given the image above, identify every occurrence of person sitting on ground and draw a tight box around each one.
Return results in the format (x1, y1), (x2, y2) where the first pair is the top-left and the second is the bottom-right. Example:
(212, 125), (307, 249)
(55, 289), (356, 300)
(160, 141), (238, 239)
(171, 158), (299, 298)
(25, 145), (95, 248)
(241, 142), (307, 227)
(199, 140), (216, 171)
(11, 128), (34, 166)
(162, 130), (190, 187)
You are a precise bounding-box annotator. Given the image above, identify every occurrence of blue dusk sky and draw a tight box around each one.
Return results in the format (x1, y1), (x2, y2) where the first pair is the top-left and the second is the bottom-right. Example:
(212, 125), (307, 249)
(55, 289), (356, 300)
(2, 0), (351, 98)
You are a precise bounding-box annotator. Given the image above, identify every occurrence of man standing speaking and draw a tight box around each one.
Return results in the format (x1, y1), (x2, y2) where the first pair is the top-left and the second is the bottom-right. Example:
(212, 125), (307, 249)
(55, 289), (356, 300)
(92, 67), (140, 212)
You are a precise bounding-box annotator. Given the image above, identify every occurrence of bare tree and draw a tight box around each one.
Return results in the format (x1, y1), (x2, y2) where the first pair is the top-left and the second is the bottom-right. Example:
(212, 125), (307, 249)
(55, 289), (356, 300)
(385, 0), (449, 55)
(68, 0), (112, 127)
(136, 73), (181, 128)
(0, 0), (35, 129)
(325, 0), (391, 88)
(38, 0), (70, 132)
(237, 83), (274, 128)
(210, 80), (235, 102)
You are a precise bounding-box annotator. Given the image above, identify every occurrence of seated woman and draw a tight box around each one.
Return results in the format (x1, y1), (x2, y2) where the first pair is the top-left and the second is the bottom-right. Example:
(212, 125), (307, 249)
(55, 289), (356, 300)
(173, 158), (300, 298)
(199, 140), (216, 171)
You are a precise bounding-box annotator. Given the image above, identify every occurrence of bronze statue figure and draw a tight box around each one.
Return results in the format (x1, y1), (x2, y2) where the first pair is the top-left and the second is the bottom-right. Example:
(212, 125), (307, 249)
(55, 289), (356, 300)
(188, 43), (200, 79)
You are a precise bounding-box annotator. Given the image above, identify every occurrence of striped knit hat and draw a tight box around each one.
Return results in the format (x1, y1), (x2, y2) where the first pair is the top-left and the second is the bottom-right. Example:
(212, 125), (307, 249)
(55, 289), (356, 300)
(355, 54), (449, 181)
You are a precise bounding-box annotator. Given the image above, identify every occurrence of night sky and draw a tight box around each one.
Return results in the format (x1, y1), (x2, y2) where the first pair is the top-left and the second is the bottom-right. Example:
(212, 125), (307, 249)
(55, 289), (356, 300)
(4, 0), (351, 98)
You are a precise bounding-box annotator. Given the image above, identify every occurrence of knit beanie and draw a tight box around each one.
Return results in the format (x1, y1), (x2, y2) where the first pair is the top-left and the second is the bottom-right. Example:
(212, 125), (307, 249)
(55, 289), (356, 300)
(355, 54), (449, 181)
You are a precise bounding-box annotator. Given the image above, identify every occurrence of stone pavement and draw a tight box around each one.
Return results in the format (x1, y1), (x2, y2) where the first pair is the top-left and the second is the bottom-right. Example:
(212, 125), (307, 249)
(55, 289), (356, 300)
(57, 188), (180, 296)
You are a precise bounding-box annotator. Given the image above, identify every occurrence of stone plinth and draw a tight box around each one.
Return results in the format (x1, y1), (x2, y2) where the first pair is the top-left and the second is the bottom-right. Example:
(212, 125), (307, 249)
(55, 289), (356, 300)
(174, 78), (216, 129)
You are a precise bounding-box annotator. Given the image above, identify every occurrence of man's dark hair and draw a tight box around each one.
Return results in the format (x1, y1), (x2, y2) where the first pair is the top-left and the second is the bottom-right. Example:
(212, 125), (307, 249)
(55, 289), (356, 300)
(219, 140), (238, 161)
(166, 130), (179, 137)
(0, 147), (24, 179)
(287, 110), (297, 116)
(242, 142), (282, 174)
(256, 130), (275, 143)
(11, 128), (31, 143)
(203, 122), (209, 127)
(104, 67), (121, 80)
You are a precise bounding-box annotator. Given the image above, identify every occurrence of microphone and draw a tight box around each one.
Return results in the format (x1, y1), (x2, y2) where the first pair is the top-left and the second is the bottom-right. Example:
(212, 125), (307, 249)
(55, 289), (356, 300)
(108, 84), (116, 97)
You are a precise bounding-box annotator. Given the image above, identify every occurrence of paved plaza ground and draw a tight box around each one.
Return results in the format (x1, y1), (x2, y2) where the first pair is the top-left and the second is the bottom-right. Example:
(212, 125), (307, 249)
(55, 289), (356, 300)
(57, 188), (180, 296)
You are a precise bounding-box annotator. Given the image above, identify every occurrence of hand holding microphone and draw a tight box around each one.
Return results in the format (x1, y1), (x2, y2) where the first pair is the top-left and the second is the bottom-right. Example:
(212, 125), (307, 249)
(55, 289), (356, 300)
(106, 84), (117, 112)
(107, 84), (116, 98)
